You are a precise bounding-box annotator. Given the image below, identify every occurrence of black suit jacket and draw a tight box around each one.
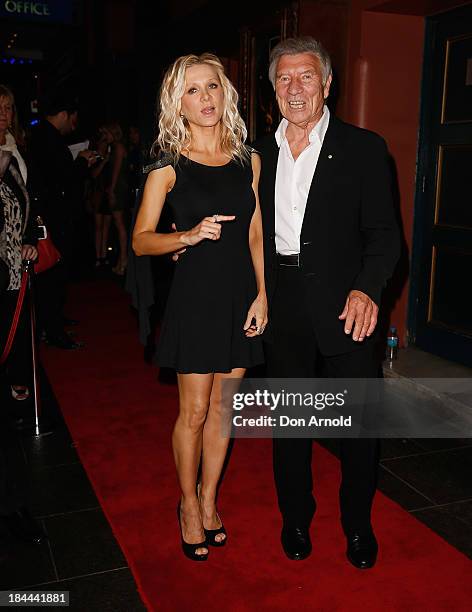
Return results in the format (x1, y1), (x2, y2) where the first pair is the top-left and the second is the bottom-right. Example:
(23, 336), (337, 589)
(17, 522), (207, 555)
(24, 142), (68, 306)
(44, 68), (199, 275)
(255, 115), (400, 355)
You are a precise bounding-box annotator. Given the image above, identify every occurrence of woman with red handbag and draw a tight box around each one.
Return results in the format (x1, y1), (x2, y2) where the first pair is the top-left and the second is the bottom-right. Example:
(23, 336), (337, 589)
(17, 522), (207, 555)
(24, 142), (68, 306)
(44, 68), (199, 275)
(0, 85), (38, 401)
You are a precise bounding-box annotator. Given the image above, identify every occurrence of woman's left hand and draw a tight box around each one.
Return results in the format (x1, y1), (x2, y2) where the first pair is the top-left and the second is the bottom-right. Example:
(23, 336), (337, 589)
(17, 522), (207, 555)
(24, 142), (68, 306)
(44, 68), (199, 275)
(22, 244), (38, 261)
(243, 294), (268, 337)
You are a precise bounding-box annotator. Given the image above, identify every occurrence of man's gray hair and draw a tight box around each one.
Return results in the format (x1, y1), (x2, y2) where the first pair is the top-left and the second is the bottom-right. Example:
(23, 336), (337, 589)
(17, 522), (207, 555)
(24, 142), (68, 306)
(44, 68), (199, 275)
(268, 36), (332, 88)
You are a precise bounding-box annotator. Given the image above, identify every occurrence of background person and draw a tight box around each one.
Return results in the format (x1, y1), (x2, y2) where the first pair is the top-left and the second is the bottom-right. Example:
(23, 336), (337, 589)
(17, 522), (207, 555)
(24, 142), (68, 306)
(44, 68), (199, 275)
(88, 125), (112, 267)
(0, 84), (37, 401)
(128, 125), (144, 203)
(27, 92), (96, 349)
(102, 123), (129, 276)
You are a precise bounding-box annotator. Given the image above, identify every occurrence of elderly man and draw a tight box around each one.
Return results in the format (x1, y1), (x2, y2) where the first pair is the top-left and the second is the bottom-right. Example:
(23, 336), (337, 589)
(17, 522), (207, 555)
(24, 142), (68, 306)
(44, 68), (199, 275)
(256, 37), (400, 568)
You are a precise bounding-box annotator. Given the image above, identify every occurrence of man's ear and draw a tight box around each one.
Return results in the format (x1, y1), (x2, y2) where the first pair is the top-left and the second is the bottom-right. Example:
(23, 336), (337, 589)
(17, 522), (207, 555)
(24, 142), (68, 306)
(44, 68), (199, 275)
(324, 73), (333, 99)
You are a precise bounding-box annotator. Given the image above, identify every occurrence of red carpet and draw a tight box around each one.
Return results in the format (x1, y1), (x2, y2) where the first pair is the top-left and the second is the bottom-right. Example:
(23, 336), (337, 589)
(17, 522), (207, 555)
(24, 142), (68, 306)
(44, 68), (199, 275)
(41, 279), (472, 611)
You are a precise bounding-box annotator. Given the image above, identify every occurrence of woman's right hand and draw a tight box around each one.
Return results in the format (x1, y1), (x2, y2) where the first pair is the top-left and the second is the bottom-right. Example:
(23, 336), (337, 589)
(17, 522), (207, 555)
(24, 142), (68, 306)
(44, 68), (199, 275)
(21, 244), (38, 262)
(180, 215), (235, 247)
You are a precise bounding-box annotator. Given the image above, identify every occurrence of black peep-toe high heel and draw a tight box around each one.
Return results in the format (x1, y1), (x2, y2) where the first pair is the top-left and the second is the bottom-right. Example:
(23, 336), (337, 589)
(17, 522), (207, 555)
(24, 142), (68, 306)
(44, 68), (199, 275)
(204, 516), (227, 547)
(196, 482), (227, 547)
(177, 502), (209, 561)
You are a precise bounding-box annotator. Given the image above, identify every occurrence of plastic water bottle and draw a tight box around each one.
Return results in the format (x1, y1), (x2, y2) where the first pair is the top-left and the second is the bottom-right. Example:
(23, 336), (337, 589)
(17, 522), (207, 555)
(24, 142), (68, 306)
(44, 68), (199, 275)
(386, 326), (399, 363)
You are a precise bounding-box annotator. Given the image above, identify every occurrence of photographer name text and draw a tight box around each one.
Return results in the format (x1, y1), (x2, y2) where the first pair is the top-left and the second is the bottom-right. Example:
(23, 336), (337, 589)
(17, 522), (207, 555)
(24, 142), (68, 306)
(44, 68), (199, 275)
(232, 415), (352, 428)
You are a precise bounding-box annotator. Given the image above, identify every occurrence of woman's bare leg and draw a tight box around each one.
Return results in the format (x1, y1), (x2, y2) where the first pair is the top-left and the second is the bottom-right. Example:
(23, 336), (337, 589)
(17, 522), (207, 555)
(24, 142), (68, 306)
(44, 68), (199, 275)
(200, 367), (245, 542)
(174, 372), (213, 555)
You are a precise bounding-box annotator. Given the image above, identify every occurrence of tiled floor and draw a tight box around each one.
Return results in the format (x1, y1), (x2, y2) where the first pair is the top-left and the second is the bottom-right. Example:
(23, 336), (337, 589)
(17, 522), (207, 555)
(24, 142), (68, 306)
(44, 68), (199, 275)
(0, 368), (145, 611)
(318, 434), (472, 560)
(379, 440), (472, 559)
(382, 347), (472, 559)
(1, 346), (471, 610)
(321, 346), (472, 560)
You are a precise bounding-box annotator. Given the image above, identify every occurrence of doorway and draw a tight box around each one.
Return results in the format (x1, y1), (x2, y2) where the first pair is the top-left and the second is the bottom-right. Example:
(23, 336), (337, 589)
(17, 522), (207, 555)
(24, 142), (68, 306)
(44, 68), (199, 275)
(410, 4), (472, 366)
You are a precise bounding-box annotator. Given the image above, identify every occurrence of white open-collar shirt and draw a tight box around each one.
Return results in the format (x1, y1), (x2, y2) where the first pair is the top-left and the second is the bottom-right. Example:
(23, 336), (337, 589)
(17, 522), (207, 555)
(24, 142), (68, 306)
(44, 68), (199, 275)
(274, 105), (330, 255)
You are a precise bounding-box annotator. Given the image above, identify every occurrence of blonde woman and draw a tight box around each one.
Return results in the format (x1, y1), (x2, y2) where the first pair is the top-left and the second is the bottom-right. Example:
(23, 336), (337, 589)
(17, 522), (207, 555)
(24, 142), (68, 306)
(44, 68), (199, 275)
(133, 53), (267, 560)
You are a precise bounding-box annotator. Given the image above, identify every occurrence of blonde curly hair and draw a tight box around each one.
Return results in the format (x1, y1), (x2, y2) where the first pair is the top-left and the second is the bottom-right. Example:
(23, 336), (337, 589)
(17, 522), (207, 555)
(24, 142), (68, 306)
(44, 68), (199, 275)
(152, 53), (249, 164)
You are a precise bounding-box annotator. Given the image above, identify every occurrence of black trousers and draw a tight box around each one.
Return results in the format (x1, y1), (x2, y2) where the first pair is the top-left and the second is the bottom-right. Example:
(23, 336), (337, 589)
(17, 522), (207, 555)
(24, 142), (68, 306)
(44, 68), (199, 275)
(265, 266), (379, 535)
(34, 261), (67, 338)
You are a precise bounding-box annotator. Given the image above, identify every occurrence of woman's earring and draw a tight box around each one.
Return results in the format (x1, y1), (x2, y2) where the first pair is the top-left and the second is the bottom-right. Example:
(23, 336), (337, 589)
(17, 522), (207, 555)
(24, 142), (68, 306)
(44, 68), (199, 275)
(180, 114), (185, 119)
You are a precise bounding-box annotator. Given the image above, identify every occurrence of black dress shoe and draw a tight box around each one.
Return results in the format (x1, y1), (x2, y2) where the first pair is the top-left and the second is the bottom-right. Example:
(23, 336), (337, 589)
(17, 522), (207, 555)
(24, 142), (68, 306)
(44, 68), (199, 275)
(203, 515), (227, 547)
(281, 526), (312, 560)
(1, 508), (46, 545)
(346, 531), (378, 569)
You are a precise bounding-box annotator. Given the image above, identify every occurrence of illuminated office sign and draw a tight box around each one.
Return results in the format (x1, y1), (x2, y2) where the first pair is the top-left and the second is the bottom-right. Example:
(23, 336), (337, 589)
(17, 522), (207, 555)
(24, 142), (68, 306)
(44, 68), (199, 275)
(0, 0), (73, 23)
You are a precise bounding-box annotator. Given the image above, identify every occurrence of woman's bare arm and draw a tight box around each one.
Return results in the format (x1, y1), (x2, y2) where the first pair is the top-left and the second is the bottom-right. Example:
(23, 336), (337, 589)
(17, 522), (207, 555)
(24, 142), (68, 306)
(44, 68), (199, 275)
(244, 152), (268, 336)
(132, 165), (184, 256)
(248, 153), (266, 296)
(132, 166), (235, 256)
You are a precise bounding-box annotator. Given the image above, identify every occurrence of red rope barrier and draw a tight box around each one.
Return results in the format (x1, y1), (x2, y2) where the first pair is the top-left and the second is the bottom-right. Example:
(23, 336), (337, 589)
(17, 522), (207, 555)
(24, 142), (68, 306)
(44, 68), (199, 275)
(0, 268), (29, 365)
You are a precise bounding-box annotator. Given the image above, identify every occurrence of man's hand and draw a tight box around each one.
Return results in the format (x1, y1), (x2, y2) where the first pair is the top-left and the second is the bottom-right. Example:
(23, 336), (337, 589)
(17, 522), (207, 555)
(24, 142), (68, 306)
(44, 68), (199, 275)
(339, 290), (378, 342)
(78, 150), (98, 167)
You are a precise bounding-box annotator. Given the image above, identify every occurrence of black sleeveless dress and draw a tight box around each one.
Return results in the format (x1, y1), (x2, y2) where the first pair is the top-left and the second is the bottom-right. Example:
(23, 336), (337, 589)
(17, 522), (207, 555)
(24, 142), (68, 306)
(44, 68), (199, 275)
(155, 154), (264, 374)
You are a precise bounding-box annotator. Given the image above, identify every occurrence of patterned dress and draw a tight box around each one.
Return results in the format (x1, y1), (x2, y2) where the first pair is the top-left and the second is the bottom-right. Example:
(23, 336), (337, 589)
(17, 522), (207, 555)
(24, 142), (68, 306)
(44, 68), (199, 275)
(0, 153), (30, 290)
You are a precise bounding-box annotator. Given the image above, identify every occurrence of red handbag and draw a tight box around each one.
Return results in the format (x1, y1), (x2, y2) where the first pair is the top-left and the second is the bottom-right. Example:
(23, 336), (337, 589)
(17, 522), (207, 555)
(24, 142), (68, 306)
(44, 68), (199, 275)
(34, 217), (61, 273)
